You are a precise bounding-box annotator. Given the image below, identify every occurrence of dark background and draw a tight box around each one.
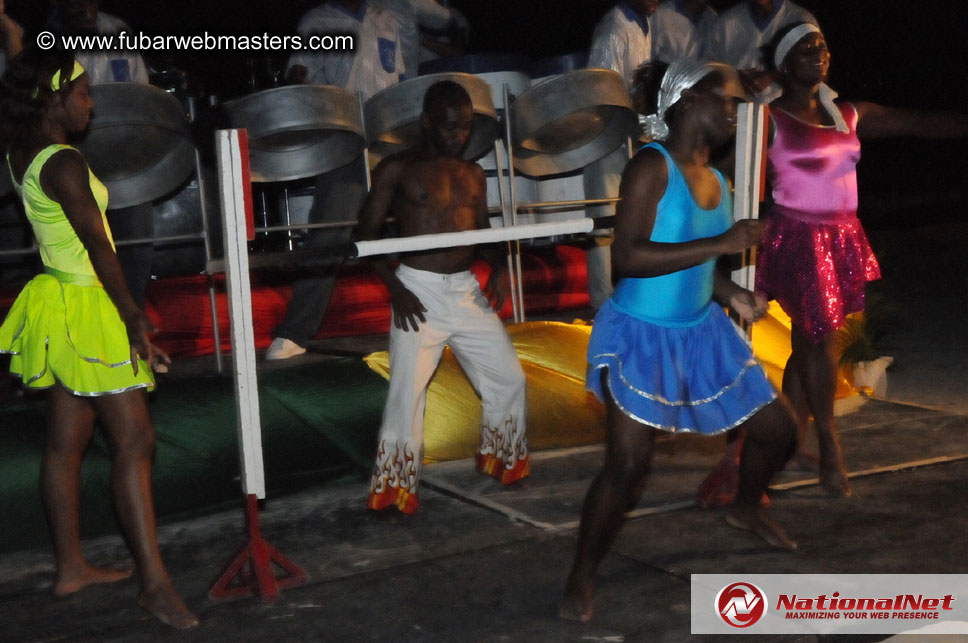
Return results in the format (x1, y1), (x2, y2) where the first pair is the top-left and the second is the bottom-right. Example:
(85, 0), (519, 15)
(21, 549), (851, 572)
(5, 0), (968, 224)
(8, 0), (968, 105)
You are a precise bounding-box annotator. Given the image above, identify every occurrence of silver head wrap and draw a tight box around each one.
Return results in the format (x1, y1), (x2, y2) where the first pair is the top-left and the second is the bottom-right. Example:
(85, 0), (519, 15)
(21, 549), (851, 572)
(641, 60), (732, 141)
(774, 23), (849, 134)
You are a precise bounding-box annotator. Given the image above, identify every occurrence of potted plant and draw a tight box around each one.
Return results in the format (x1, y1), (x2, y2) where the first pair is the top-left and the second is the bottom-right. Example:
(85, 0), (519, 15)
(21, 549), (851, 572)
(836, 291), (895, 397)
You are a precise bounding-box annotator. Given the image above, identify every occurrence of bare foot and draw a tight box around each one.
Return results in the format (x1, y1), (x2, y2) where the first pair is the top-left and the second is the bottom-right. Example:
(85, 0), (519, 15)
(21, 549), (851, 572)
(726, 507), (798, 551)
(559, 574), (594, 623)
(138, 583), (199, 629)
(819, 467), (852, 497)
(53, 563), (132, 597)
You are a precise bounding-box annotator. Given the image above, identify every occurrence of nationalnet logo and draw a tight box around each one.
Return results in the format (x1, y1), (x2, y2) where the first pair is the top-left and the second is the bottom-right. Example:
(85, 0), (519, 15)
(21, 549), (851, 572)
(716, 582), (767, 628)
(693, 575), (968, 635)
(775, 591), (955, 622)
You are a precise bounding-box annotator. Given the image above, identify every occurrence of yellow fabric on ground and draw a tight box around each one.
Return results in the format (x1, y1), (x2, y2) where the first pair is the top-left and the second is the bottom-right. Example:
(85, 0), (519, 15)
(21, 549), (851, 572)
(364, 311), (856, 463)
(752, 301), (856, 398)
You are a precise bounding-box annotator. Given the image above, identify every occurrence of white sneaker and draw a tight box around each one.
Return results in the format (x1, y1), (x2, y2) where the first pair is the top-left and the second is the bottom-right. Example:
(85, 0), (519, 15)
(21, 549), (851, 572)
(266, 337), (306, 360)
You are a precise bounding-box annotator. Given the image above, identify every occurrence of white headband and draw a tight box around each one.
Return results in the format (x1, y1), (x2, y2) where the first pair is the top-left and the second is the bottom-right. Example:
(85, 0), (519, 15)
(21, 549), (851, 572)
(774, 22), (821, 70)
(773, 23), (849, 134)
(641, 60), (732, 140)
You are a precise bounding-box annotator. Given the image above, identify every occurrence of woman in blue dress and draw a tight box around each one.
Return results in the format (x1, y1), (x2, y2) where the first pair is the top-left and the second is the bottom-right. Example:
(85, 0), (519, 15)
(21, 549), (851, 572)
(560, 60), (798, 623)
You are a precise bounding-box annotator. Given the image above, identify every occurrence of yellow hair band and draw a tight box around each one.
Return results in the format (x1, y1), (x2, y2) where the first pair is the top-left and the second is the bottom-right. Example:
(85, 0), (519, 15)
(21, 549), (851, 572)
(50, 60), (86, 92)
(32, 60), (86, 99)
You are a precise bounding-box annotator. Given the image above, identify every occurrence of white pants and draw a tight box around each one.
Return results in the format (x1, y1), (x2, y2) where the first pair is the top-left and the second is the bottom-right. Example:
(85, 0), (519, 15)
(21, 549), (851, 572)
(369, 265), (528, 501)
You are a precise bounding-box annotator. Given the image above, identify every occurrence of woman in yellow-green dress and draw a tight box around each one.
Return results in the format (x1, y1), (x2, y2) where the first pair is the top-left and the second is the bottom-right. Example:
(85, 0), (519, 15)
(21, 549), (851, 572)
(0, 47), (197, 629)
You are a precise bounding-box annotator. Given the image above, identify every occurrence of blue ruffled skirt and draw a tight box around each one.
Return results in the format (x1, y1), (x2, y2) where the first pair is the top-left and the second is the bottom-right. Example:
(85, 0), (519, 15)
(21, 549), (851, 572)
(587, 300), (775, 434)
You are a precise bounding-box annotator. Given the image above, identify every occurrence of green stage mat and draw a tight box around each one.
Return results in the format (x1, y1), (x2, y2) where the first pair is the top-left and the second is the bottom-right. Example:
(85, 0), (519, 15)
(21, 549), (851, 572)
(0, 359), (387, 554)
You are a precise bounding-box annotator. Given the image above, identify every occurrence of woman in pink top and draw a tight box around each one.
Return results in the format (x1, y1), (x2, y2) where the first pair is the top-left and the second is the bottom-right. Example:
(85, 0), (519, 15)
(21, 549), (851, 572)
(756, 23), (968, 496)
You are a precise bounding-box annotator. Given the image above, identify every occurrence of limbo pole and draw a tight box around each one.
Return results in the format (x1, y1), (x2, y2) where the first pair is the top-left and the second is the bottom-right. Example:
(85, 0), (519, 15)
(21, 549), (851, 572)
(353, 217), (609, 258)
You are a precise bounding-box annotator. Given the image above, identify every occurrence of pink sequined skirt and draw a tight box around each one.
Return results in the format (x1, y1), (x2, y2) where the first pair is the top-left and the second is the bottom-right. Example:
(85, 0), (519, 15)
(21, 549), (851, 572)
(755, 206), (880, 341)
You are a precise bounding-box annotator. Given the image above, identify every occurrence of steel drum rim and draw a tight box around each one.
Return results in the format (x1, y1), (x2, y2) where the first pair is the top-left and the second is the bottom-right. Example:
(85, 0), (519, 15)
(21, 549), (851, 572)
(89, 82), (191, 130)
(80, 82), (195, 208)
(509, 68), (637, 176)
(224, 84), (366, 182)
(244, 120), (365, 143)
(511, 69), (632, 140)
(248, 134), (365, 183)
(363, 72), (499, 161)
(223, 85), (365, 138)
(513, 110), (637, 176)
(102, 141), (197, 209)
(363, 72), (499, 128)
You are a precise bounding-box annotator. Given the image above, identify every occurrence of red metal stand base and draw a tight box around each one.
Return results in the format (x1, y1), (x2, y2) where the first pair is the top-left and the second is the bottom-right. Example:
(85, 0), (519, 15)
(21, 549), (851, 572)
(209, 494), (308, 601)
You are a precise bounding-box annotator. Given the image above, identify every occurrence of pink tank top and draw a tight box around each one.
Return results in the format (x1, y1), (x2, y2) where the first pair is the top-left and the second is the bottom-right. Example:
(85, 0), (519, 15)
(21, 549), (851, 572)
(768, 102), (861, 220)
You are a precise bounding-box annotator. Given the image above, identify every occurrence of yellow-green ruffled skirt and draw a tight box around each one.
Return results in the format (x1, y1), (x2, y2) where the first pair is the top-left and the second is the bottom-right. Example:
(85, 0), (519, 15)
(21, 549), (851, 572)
(0, 273), (154, 396)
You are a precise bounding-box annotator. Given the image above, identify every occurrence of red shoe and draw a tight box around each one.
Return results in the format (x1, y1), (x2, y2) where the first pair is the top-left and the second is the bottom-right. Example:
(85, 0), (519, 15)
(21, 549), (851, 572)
(476, 453), (531, 485)
(367, 485), (419, 515)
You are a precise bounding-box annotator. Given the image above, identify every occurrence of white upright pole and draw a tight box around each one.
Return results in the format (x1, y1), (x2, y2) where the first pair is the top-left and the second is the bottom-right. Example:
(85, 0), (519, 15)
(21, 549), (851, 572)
(731, 103), (768, 287)
(503, 83), (526, 323)
(493, 136), (521, 322)
(193, 145), (224, 374)
(216, 128), (266, 499)
(731, 103), (768, 337)
(358, 91), (373, 191)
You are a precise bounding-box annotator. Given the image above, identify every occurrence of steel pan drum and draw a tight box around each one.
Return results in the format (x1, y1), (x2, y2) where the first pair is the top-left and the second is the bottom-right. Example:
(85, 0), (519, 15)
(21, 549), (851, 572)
(151, 167), (219, 277)
(511, 68), (636, 177)
(79, 82), (195, 209)
(364, 72), (499, 165)
(224, 85), (365, 183)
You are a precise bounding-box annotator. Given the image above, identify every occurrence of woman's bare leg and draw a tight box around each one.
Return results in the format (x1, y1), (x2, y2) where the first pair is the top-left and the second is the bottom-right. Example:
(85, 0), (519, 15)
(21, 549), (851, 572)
(781, 350), (819, 470)
(92, 389), (198, 629)
(726, 399), (798, 550)
(560, 372), (656, 623)
(44, 384), (131, 596)
(790, 326), (851, 496)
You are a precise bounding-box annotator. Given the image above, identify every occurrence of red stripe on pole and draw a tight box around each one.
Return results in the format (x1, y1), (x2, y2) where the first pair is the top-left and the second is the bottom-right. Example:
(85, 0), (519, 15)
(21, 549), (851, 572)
(237, 129), (255, 241)
(759, 106), (770, 203)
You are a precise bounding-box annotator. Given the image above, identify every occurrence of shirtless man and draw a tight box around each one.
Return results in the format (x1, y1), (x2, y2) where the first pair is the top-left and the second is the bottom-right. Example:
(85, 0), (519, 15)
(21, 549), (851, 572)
(360, 80), (529, 515)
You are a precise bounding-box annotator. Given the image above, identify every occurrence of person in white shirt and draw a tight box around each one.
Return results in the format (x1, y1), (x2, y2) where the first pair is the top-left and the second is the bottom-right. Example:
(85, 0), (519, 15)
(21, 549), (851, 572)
(589, 0), (656, 90)
(584, 0), (658, 310)
(705, 0), (816, 101)
(270, 1), (406, 360)
(650, 0), (716, 63)
(373, 0), (455, 78)
(50, 0), (149, 85)
(287, 0), (406, 97)
(417, 0), (469, 68)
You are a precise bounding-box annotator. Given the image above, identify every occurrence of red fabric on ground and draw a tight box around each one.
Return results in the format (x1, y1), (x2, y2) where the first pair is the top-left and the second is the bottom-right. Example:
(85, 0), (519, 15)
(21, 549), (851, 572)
(143, 245), (590, 359)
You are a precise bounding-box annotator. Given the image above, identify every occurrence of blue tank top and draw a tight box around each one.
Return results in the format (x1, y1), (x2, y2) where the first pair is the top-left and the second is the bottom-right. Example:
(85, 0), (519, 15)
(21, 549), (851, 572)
(611, 143), (733, 326)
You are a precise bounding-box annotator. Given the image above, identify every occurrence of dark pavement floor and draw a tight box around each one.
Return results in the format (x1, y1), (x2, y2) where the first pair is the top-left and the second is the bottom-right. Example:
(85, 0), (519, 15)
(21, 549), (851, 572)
(2, 221), (966, 642)
(2, 395), (966, 642)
